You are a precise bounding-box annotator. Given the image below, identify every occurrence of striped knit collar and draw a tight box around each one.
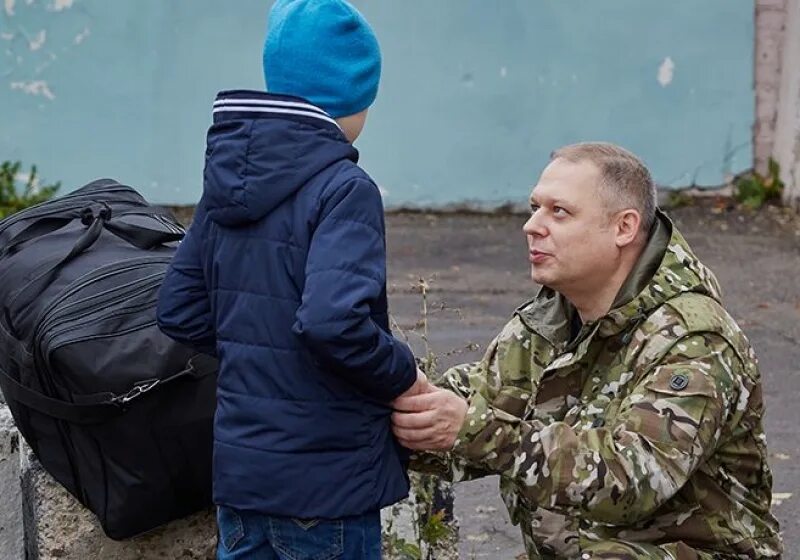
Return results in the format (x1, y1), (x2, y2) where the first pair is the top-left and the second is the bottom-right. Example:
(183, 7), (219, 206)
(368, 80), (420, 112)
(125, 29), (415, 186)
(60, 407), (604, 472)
(212, 90), (342, 132)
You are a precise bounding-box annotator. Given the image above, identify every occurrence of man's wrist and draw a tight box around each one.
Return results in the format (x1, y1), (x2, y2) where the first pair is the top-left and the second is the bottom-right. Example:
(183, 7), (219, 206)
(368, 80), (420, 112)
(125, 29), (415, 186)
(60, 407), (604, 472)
(451, 393), (493, 459)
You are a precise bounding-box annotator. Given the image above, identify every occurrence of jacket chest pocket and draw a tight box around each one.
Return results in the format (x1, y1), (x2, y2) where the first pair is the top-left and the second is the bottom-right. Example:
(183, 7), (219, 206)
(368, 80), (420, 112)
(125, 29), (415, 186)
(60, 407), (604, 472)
(492, 384), (537, 419)
(527, 364), (585, 423)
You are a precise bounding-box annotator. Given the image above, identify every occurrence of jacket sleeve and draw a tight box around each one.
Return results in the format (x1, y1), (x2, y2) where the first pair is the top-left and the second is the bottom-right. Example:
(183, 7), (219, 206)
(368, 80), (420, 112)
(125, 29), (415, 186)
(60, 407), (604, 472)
(293, 177), (416, 402)
(406, 359), (498, 482)
(450, 332), (741, 525)
(156, 209), (216, 356)
(409, 316), (536, 481)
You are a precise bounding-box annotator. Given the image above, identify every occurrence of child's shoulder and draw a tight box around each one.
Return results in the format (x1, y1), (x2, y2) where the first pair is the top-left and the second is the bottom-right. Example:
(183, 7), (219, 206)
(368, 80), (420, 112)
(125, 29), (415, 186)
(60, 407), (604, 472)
(319, 160), (381, 199)
(328, 159), (376, 187)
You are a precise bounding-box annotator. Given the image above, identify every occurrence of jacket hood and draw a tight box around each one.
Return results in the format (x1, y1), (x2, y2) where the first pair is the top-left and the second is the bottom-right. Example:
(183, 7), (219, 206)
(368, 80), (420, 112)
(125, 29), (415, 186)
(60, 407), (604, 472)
(202, 90), (358, 226)
(518, 210), (722, 343)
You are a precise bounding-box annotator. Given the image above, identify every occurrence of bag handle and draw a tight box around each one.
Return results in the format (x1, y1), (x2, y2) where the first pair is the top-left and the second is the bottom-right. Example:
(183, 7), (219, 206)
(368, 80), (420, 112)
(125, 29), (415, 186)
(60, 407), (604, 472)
(6, 205), (184, 331)
(104, 218), (183, 250)
(0, 217), (74, 258)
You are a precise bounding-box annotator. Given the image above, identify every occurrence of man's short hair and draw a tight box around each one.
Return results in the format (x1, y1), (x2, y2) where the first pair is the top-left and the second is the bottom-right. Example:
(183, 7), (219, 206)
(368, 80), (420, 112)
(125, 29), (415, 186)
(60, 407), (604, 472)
(551, 142), (657, 233)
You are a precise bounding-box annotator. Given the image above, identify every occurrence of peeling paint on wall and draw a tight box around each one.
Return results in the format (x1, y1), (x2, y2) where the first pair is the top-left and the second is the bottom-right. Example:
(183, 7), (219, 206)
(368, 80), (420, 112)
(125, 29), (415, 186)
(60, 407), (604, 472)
(4, 0), (90, 102)
(73, 27), (89, 45)
(28, 30), (46, 51)
(48, 0), (74, 11)
(49, 0), (75, 11)
(658, 56), (675, 87)
(34, 52), (57, 74)
(10, 80), (55, 100)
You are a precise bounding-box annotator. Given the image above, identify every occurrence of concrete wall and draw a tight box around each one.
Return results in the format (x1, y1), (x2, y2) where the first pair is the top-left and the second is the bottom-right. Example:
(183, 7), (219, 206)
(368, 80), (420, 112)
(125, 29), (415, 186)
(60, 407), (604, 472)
(773, 0), (800, 207)
(754, 0), (788, 174)
(1, 0), (755, 207)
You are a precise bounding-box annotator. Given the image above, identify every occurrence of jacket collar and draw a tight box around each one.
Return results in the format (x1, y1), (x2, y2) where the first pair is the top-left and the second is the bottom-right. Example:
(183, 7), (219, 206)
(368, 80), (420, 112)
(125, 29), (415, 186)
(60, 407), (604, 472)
(213, 90), (344, 135)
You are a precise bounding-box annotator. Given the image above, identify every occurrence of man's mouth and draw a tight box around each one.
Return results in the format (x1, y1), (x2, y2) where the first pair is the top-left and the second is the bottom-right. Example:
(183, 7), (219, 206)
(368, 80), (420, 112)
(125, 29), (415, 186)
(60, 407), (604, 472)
(529, 250), (552, 264)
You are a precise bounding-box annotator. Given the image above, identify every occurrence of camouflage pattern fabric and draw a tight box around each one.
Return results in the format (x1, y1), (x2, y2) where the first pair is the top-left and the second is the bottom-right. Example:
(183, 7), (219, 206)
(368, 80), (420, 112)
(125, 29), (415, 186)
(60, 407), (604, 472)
(557, 537), (716, 559)
(412, 212), (782, 559)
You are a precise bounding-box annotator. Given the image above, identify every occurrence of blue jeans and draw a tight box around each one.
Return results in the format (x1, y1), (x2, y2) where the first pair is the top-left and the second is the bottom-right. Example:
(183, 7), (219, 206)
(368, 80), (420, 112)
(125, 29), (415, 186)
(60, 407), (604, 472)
(216, 506), (382, 560)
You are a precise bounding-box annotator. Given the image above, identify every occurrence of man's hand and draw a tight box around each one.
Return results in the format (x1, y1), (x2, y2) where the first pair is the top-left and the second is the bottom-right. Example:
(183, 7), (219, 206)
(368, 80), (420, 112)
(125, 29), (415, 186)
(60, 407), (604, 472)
(391, 387), (469, 450)
(395, 367), (434, 400)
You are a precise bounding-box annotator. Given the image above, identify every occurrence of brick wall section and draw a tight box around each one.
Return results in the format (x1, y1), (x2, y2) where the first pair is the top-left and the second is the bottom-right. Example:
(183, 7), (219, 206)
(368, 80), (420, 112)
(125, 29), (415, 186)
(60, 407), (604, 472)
(755, 0), (788, 174)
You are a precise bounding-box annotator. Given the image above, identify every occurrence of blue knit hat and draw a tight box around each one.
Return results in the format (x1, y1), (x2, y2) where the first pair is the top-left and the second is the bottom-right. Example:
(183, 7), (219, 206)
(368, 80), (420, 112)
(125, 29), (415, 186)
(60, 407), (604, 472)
(263, 0), (382, 119)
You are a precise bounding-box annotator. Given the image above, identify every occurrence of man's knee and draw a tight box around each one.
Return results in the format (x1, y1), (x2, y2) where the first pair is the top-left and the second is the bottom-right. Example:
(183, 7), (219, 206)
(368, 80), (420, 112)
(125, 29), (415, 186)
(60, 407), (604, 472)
(579, 540), (711, 560)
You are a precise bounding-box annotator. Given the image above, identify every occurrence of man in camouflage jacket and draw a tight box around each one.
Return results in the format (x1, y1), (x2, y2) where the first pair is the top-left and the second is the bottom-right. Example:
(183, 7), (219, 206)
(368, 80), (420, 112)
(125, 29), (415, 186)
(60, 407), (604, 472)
(392, 143), (782, 559)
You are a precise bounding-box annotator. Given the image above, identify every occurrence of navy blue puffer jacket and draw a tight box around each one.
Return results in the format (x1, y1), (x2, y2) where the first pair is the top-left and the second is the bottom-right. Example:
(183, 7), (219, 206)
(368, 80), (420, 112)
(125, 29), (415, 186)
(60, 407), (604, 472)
(156, 91), (416, 518)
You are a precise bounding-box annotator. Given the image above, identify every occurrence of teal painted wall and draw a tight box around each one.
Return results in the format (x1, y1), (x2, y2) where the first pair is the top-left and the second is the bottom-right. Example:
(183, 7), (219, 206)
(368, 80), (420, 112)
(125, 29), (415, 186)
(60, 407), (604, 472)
(1, 1), (754, 206)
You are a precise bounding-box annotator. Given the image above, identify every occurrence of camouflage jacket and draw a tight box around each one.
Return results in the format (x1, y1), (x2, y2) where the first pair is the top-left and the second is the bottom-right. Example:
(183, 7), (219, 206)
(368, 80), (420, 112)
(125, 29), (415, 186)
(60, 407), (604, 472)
(420, 213), (782, 558)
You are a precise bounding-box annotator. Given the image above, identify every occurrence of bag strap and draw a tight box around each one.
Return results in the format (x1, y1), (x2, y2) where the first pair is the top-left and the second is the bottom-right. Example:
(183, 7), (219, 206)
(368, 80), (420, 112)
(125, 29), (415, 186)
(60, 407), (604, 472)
(0, 217), (74, 258)
(0, 353), (216, 425)
(6, 205), (185, 330)
(0, 367), (121, 424)
(5, 211), (108, 332)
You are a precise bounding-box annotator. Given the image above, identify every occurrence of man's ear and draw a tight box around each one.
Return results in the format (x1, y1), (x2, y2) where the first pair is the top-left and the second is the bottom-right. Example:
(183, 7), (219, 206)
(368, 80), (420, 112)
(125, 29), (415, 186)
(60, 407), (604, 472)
(614, 209), (642, 248)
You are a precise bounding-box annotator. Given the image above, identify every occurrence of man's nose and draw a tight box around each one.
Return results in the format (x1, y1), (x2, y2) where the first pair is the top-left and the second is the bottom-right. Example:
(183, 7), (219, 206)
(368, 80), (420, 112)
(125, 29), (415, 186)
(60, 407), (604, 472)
(523, 212), (546, 237)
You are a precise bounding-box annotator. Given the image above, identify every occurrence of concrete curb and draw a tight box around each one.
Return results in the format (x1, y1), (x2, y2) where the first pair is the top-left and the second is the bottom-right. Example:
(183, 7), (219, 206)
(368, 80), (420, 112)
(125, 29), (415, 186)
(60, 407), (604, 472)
(0, 406), (23, 560)
(0, 404), (217, 560)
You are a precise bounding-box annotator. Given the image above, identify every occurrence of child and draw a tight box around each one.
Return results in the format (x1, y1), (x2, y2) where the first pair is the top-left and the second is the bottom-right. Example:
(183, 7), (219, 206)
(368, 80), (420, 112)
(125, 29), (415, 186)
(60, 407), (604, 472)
(156, 1), (426, 558)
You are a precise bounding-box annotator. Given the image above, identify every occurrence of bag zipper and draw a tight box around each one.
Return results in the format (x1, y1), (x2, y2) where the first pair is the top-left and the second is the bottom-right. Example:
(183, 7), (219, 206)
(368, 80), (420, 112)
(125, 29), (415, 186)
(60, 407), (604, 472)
(32, 256), (172, 343)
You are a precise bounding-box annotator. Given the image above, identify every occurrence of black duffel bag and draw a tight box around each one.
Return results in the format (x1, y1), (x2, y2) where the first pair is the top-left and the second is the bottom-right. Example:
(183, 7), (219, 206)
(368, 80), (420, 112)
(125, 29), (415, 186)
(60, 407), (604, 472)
(0, 178), (217, 539)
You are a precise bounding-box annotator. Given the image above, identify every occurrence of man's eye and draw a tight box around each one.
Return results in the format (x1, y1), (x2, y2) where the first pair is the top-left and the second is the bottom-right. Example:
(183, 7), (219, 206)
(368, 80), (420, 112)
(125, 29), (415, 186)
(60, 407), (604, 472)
(530, 204), (540, 214)
(553, 206), (568, 216)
